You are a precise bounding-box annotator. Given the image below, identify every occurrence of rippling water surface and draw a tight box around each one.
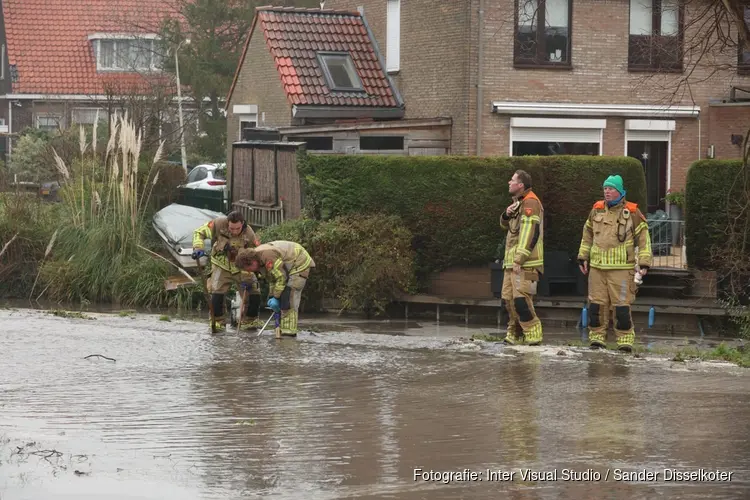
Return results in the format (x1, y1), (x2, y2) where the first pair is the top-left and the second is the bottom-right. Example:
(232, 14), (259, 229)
(1, 309), (749, 499)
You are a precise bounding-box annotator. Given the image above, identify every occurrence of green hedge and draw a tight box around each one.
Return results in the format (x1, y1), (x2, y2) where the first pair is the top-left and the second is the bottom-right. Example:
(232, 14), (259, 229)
(258, 213), (417, 315)
(685, 160), (747, 269)
(299, 155), (647, 286)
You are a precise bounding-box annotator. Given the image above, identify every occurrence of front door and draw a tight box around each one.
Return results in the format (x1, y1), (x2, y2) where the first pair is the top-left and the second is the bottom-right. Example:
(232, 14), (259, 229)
(626, 140), (668, 214)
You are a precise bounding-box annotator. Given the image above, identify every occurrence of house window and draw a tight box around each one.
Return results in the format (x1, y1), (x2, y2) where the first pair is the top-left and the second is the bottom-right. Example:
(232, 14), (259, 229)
(37, 114), (63, 131)
(318, 53), (364, 91)
(95, 37), (162, 72)
(515, 0), (572, 67)
(360, 136), (404, 150)
(628, 0), (682, 71)
(71, 107), (109, 125)
(238, 114), (257, 141)
(386, 0), (400, 72)
(509, 117), (605, 157)
(739, 6), (750, 73)
(297, 136), (334, 151)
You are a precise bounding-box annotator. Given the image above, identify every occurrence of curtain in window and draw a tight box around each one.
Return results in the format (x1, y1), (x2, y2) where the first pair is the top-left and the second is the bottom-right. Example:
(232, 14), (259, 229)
(629, 0), (652, 35)
(518, 0), (538, 29)
(660, 0), (679, 36)
(99, 40), (115, 68)
(545, 0), (568, 28)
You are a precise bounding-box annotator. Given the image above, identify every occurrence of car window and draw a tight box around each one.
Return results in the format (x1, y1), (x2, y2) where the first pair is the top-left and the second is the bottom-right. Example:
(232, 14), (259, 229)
(188, 168), (208, 182)
(186, 168), (201, 183)
(213, 168), (226, 180)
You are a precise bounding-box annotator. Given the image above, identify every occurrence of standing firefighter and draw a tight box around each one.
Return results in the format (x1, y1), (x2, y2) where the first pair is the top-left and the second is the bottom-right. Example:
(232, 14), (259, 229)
(499, 170), (544, 346)
(577, 175), (653, 352)
(192, 211), (262, 332)
(235, 241), (315, 338)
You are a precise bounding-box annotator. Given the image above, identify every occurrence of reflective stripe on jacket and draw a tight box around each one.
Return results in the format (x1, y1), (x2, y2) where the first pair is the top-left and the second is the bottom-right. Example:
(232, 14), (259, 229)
(500, 189), (544, 272)
(193, 217), (260, 273)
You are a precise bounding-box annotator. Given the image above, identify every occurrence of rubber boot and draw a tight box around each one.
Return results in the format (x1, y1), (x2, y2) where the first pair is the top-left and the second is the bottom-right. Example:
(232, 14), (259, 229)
(211, 293), (226, 333)
(241, 294), (262, 331)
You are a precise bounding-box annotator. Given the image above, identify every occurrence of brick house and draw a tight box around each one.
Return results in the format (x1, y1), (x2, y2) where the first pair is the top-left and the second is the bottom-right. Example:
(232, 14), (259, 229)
(321, 0), (750, 213)
(225, 5), (453, 169)
(0, 0), (197, 164)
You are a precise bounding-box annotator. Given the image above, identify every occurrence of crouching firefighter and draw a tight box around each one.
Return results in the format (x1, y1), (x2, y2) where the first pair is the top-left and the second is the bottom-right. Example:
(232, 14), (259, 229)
(499, 170), (544, 346)
(235, 241), (315, 338)
(191, 211), (262, 332)
(577, 175), (653, 352)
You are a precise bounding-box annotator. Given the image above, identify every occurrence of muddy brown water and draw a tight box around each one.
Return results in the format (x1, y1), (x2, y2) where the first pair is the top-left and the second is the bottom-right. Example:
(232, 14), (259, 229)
(1, 308), (749, 500)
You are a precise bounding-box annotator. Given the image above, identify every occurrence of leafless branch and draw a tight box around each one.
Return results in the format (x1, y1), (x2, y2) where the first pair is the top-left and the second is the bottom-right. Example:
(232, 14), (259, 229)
(84, 354), (116, 362)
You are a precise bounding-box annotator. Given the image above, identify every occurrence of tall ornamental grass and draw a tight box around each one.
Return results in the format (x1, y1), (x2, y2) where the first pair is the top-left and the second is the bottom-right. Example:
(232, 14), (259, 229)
(38, 113), (175, 307)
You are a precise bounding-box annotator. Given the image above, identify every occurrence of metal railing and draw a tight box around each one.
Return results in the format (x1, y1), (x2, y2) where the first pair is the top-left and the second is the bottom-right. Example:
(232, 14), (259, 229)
(646, 217), (686, 269)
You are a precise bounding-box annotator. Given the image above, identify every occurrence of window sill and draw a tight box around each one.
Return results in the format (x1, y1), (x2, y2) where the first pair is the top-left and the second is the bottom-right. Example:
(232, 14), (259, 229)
(627, 66), (683, 74)
(513, 62), (573, 70)
(737, 66), (750, 76)
(387, 70), (400, 76)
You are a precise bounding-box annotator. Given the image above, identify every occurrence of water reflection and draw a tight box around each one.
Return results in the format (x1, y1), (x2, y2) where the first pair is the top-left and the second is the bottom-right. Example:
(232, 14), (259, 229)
(1, 309), (750, 499)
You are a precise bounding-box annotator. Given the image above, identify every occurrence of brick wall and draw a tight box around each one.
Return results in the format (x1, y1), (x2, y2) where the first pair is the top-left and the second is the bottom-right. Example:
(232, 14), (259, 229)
(226, 28), (293, 172)
(326, 0), (474, 154)
(707, 104), (750, 160)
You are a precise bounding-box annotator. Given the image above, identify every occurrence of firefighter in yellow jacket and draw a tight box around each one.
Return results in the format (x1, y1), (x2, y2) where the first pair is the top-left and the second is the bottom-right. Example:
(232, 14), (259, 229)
(235, 241), (315, 337)
(577, 175), (653, 352)
(192, 211), (262, 332)
(499, 170), (544, 346)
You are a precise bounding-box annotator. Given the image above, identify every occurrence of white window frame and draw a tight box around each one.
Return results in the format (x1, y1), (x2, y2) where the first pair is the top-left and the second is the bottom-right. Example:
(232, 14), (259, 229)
(36, 113), (64, 131)
(624, 119), (674, 202)
(234, 104), (258, 141)
(386, 0), (401, 73)
(89, 34), (162, 72)
(1, 44), (5, 80)
(509, 117), (606, 156)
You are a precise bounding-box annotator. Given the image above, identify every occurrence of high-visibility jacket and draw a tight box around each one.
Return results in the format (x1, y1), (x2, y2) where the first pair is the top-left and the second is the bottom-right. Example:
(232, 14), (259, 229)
(500, 189), (544, 272)
(192, 217), (260, 274)
(577, 199), (653, 270)
(254, 241), (315, 298)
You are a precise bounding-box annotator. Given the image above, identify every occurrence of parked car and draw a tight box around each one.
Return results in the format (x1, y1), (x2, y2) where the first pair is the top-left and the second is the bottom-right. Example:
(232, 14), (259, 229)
(39, 181), (61, 202)
(181, 163), (227, 191)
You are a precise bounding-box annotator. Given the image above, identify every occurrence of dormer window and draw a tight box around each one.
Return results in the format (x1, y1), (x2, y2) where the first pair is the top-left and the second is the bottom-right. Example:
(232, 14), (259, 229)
(317, 52), (363, 92)
(88, 33), (162, 72)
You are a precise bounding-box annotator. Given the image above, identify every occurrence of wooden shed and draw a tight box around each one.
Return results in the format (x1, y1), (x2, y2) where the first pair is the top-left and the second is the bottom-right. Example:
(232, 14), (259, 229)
(229, 140), (305, 228)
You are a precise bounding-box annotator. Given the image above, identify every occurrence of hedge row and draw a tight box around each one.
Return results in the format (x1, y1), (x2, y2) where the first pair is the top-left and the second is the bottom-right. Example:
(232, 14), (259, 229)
(685, 160), (748, 269)
(258, 213), (417, 314)
(299, 154), (647, 286)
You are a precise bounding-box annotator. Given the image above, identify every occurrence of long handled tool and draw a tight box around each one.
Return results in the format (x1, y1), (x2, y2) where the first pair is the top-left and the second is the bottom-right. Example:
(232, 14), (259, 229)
(196, 259), (217, 334)
(236, 288), (248, 334)
(256, 309), (277, 337)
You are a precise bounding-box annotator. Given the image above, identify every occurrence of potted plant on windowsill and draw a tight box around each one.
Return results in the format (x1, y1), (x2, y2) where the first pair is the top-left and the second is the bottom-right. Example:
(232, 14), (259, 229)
(664, 189), (685, 246)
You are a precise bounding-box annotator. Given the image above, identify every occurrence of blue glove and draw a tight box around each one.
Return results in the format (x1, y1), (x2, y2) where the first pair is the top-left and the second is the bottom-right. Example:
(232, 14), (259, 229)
(191, 249), (205, 260)
(240, 282), (252, 292)
(267, 297), (281, 312)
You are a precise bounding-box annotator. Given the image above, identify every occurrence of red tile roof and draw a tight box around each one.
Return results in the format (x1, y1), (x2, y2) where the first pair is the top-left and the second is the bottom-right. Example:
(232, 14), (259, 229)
(228, 6), (401, 109)
(2, 0), (178, 95)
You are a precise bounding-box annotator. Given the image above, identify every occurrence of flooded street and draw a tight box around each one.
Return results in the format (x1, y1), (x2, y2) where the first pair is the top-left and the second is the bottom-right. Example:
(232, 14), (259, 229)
(1, 308), (749, 499)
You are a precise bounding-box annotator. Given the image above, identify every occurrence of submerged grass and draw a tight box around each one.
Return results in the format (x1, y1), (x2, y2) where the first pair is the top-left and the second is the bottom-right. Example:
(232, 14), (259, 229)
(468, 334), (750, 367)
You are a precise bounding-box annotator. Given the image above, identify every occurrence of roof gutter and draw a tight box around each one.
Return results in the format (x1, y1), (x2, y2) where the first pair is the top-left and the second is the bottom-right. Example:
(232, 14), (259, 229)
(292, 105), (405, 120)
(1, 93), (217, 103)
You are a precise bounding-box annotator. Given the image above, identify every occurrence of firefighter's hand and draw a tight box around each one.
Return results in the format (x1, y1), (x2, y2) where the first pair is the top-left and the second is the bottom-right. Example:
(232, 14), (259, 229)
(512, 263), (521, 274)
(639, 266), (648, 276)
(578, 260), (588, 275)
(191, 249), (205, 260)
(506, 201), (520, 216)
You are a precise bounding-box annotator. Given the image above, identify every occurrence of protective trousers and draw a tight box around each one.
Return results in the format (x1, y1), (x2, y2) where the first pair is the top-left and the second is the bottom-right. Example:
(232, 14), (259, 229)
(207, 266), (261, 330)
(501, 269), (543, 345)
(278, 270), (310, 336)
(587, 268), (636, 348)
